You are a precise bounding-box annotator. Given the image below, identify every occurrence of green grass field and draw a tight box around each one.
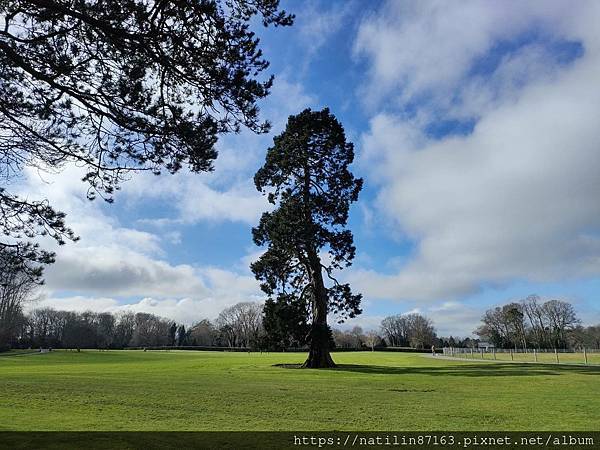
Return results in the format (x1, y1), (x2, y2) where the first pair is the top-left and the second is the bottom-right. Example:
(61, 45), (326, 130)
(1, 350), (599, 431)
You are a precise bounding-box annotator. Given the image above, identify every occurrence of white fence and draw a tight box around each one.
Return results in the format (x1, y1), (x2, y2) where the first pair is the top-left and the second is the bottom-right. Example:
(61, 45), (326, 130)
(443, 347), (600, 365)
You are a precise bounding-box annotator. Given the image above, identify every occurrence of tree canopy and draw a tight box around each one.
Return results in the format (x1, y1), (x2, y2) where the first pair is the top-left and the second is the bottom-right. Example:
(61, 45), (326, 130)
(251, 108), (363, 368)
(476, 295), (581, 349)
(262, 295), (310, 350)
(0, 0), (292, 272)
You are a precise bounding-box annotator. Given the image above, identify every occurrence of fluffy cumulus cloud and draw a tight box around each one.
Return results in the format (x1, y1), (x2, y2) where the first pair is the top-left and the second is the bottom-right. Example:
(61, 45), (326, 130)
(295, 0), (357, 57)
(20, 166), (202, 296)
(425, 302), (484, 337)
(43, 247), (206, 298)
(34, 266), (262, 325)
(354, 0), (589, 111)
(352, 1), (600, 302)
(20, 164), (263, 322)
(123, 171), (270, 226)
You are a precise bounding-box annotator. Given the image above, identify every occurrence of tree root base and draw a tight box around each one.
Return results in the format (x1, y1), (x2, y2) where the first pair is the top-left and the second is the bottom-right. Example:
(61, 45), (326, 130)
(301, 349), (337, 368)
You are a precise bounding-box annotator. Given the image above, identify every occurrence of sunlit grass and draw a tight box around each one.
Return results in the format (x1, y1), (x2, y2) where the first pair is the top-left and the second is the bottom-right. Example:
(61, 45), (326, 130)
(1, 350), (599, 431)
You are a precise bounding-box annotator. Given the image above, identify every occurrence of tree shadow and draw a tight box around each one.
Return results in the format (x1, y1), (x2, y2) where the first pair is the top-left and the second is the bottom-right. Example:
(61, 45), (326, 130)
(330, 363), (600, 377)
(0, 350), (43, 357)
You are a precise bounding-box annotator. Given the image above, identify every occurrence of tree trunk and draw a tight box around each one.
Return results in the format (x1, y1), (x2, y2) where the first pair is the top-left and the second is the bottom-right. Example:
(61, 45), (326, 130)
(302, 250), (336, 368)
(303, 309), (336, 368)
(303, 334), (336, 368)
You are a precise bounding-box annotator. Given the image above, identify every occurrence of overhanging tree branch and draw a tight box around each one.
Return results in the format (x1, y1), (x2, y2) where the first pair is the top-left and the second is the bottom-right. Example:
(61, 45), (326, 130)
(0, 0), (293, 273)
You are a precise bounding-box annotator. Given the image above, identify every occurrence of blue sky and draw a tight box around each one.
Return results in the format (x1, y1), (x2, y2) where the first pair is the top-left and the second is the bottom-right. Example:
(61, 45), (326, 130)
(26, 0), (600, 336)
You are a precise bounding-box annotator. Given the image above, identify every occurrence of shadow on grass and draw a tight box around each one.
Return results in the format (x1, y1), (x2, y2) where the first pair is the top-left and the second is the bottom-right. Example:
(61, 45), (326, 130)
(332, 363), (600, 377)
(0, 351), (43, 357)
(274, 362), (600, 377)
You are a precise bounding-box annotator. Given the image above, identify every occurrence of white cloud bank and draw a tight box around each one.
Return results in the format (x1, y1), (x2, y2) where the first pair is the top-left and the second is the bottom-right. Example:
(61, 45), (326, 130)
(34, 266), (262, 325)
(354, 0), (591, 112)
(20, 163), (263, 322)
(351, 1), (600, 302)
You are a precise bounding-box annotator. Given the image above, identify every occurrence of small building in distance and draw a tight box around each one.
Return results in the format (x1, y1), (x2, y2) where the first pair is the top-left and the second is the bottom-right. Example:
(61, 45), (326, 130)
(478, 342), (495, 351)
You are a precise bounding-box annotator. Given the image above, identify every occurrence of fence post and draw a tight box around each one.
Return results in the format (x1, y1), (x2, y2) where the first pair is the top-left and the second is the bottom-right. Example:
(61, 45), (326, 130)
(493, 347), (496, 360)
(510, 349), (514, 361)
(471, 348), (474, 358)
(534, 349), (538, 363)
(480, 348), (484, 359)
(555, 348), (559, 364)
(584, 347), (588, 365)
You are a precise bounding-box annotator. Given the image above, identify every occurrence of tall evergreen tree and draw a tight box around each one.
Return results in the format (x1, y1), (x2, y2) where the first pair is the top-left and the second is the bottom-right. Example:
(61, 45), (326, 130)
(176, 325), (187, 346)
(168, 322), (177, 346)
(251, 108), (363, 368)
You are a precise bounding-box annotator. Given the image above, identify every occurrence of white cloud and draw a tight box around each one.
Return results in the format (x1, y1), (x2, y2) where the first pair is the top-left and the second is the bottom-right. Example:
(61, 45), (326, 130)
(296, 0), (357, 56)
(35, 264), (262, 325)
(352, 1), (600, 302)
(124, 172), (270, 225)
(18, 166), (204, 298)
(426, 302), (482, 337)
(17, 162), (264, 312)
(34, 257), (264, 324)
(336, 314), (385, 333)
(334, 303), (482, 337)
(30, 296), (120, 313)
(20, 165), (162, 254)
(43, 246), (206, 298)
(32, 294), (259, 325)
(334, 303), (483, 337)
(353, 0), (585, 110)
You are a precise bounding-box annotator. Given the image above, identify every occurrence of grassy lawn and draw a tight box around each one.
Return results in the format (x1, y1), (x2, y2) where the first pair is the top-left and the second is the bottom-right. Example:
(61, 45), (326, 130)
(1, 350), (599, 431)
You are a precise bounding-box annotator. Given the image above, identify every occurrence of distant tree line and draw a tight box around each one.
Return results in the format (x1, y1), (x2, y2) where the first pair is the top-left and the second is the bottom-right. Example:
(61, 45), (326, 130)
(2, 301), (266, 351)
(10, 309), (182, 350)
(331, 326), (383, 350)
(379, 313), (437, 349)
(475, 295), (600, 350)
(5, 278), (598, 352)
(329, 313), (440, 351)
(4, 301), (442, 352)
